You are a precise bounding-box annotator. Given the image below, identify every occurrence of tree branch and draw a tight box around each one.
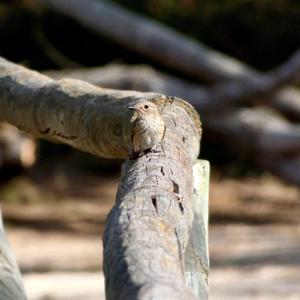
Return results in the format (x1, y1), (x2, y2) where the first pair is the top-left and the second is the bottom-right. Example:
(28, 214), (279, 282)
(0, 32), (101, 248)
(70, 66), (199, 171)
(104, 104), (202, 299)
(38, 0), (300, 121)
(45, 63), (300, 184)
(204, 108), (300, 158)
(261, 156), (300, 186)
(46, 64), (300, 158)
(38, 0), (300, 86)
(38, 0), (254, 82)
(0, 56), (205, 299)
(271, 88), (300, 121)
(0, 57), (200, 159)
(46, 59), (300, 116)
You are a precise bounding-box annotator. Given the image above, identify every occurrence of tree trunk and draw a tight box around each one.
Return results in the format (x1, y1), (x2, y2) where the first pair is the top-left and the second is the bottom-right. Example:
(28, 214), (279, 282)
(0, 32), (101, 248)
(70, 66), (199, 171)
(103, 98), (201, 299)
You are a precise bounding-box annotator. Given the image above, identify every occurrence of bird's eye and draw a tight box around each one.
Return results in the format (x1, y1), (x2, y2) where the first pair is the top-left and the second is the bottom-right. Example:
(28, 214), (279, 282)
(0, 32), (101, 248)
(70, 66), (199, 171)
(144, 105), (149, 109)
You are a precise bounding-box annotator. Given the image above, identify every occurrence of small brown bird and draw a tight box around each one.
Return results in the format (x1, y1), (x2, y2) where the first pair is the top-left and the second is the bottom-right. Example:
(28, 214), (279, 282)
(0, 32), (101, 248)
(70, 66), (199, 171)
(129, 101), (165, 155)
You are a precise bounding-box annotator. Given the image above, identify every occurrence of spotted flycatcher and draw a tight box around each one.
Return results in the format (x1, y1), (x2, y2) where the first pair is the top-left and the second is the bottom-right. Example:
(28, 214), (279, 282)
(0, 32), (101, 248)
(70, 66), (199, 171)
(129, 101), (166, 155)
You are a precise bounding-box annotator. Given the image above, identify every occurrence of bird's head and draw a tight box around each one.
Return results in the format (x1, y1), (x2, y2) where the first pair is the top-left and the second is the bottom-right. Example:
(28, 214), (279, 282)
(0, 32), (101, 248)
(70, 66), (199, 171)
(128, 101), (160, 118)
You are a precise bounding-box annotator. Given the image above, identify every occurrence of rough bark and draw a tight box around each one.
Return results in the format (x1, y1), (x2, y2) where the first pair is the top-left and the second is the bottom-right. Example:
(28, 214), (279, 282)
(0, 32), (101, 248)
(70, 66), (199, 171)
(104, 99), (201, 299)
(0, 57), (202, 160)
(38, 0), (300, 174)
(46, 60), (300, 115)
(0, 209), (27, 300)
(0, 57), (204, 299)
(46, 65), (300, 159)
(4, 56), (298, 179)
(0, 57), (198, 159)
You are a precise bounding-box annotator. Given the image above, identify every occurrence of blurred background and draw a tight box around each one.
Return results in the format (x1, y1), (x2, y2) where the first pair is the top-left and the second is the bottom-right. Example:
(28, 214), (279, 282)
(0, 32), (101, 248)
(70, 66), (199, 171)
(1, 0), (300, 299)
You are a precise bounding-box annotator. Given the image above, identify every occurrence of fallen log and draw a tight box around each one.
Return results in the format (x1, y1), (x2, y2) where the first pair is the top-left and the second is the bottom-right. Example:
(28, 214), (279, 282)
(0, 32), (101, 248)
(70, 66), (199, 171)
(0, 56), (207, 299)
(261, 156), (300, 186)
(204, 107), (300, 158)
(37, 0), (300, 121)
(37, 0), (254, 82)
(47, 64), (300, 185)
(45, 61), (300, 117)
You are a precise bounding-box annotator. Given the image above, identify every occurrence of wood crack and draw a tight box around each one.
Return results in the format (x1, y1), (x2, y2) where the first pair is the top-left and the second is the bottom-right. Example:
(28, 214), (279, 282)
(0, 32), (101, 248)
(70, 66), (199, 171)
(151, 195), (158, 213)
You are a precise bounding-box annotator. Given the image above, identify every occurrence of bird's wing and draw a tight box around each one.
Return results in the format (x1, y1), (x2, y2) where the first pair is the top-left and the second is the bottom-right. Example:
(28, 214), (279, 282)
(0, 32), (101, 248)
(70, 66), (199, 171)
(131, 120), (137, 143)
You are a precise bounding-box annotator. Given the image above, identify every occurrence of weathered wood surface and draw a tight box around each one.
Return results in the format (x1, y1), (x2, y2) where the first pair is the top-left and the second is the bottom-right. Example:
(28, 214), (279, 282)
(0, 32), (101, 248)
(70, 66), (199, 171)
(45, 65), (300, 156)
(0, 57), (208, 299)
(45, 64), (300, 185)
(45, 59), (300, 113)
(103, 98), (202, 299)
(0, 57), (200, 160)
(33, 0), (300, 186)
(0, 209), (27, 300)
(185, 160), (210, 299)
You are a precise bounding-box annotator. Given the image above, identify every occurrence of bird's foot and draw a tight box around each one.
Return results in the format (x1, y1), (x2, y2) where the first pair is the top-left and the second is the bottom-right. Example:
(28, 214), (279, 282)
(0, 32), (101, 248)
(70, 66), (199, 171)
(149, 144), (161, 153)
(129, 150), (147, 159)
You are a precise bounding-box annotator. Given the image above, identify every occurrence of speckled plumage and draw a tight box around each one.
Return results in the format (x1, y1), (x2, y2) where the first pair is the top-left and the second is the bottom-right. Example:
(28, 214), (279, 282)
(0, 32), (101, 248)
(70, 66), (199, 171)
(129, 101), (165, 153)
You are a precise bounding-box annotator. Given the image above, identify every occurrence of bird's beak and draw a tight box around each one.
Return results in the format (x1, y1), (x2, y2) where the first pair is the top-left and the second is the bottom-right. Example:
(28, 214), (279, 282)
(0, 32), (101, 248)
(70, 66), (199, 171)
(128, 106), (136, 110)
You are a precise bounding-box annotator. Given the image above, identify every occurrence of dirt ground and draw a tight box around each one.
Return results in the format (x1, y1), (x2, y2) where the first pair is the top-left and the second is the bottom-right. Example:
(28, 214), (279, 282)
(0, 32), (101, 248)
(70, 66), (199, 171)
(1, 161), (300, 299)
